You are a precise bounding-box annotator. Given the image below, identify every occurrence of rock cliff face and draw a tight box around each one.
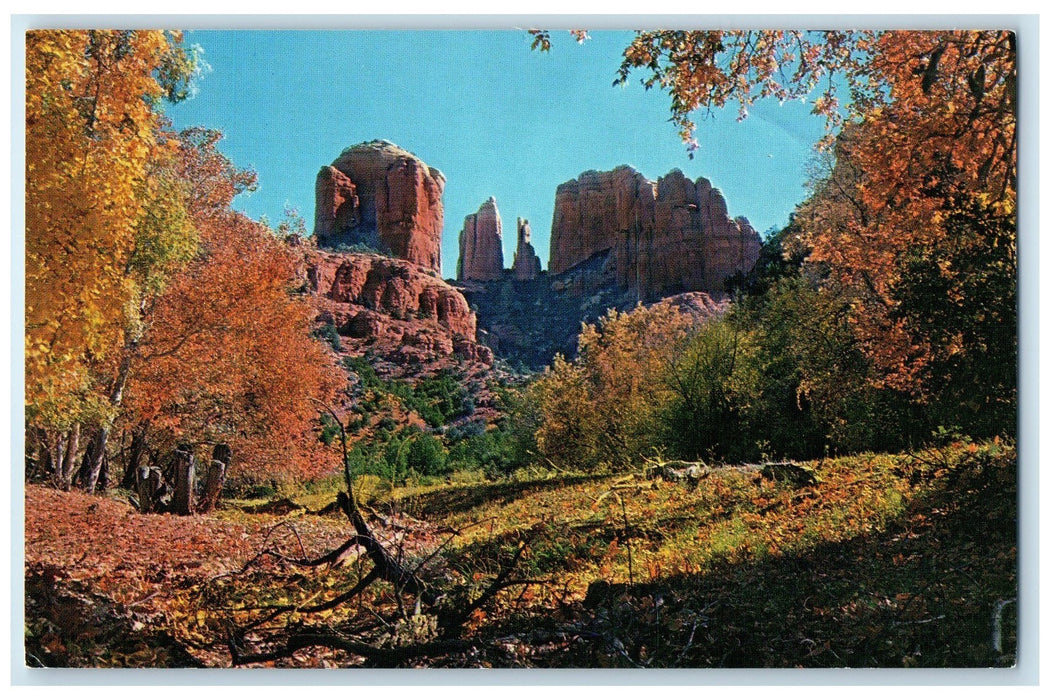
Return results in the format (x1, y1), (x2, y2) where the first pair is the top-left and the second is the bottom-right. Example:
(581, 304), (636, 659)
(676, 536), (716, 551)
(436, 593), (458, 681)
(456, 197), (504, 282)
(314, 140), (445, 273)
(511, 218), (542, 281)
(306, 250), (492, 372)
(311, 150), (760, 373)
(548, 166), (761, 302)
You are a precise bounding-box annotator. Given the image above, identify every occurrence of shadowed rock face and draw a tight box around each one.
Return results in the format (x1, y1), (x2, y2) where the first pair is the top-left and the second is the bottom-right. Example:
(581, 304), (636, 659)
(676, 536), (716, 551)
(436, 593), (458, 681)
(457, 197), (504, 282)
(314, 140), (445, 274)
(549, 166), (762, 302)
(457, 276), (728, 371)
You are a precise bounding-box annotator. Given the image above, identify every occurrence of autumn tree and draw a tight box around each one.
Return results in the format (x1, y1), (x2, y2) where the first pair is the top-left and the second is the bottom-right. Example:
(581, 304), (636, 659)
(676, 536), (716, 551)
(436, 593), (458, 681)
(532, 302), (695, 470)
(124, 208), (343, 487)
(614, 30), (1014, 193)
(99, 127), (341, 495)
(614, 30), (1016, 431)
(71, 123), (261, 493)
(25, 30), (202, 486)
(886, 196), (1016, 437)
(73, 126), (218, 493)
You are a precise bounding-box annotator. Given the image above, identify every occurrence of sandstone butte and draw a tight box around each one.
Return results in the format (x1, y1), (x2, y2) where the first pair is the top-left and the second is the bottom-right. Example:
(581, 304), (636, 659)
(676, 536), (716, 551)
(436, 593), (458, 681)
(309, 141), (762, 372)
(305, 249), (493, 369)
(511, 218), (543, 281)
(314, 140), (446, 274)
(548, 166), (763, 303)
(457, 197), (505, 282)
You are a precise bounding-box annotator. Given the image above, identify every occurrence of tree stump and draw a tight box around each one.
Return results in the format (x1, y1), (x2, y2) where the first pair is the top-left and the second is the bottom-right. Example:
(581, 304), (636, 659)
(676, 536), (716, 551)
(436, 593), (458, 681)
(198, 444), (230, 514)
(136, 465), (170, 513)
(172, 445), (196, 516)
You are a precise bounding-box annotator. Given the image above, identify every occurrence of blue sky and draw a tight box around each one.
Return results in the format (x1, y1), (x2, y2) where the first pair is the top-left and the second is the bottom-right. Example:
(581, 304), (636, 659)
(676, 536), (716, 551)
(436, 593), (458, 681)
(166, 30), (830, 277)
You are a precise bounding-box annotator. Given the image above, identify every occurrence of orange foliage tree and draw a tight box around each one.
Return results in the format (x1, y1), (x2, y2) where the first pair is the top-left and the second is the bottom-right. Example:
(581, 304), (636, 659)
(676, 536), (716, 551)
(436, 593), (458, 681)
(615, 30), (1016, 399)
(109, 127), (341, 489)
(125, 208), (343, 485)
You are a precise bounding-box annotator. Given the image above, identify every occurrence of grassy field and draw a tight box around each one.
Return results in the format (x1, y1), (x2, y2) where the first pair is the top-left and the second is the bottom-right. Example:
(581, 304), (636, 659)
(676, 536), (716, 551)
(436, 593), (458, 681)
(24, 439), (1016, 668)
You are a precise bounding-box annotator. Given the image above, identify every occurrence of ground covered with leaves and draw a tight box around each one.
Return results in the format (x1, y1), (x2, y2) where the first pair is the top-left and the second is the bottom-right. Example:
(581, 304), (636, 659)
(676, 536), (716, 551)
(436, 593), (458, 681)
(24, 440), (1016, 669)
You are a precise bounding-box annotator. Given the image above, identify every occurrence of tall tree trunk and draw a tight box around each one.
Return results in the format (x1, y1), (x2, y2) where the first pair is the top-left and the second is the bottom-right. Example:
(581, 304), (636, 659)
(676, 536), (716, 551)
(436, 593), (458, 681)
(84, 349), (134, 494)
(50, 431), (66, 489)
(98, 452), (111, 492)
(76, 433), (99, 488)
(59, 424), (80, 491)
(121, 427), (148, 491)
(198, 443), (230, 514)
(172, 444), (196, 516)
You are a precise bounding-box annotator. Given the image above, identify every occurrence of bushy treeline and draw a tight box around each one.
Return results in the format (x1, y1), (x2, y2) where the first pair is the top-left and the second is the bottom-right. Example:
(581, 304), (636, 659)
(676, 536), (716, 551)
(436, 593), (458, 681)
(519, 210), (1015, 471)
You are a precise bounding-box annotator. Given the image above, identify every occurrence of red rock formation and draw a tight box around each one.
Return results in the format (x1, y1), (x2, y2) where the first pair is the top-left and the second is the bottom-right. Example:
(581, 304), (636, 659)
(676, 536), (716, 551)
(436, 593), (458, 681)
(548, 166), (761, 301)
(511, 217), (542, 281)
(549, 167), (654, 276)
(315, 166), (360, 240)
(457, 197), (504, 281)
(314, 140), (445, 274)
(305, 250), (492, 370)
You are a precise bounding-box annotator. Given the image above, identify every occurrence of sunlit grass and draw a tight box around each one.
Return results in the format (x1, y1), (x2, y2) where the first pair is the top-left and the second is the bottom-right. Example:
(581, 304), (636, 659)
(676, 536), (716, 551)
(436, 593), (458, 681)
(114, 438), (1013, 667)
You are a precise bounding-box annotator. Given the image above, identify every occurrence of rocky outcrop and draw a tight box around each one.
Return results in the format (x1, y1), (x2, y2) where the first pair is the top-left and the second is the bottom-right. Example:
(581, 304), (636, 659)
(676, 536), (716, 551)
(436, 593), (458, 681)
(456, 197), (504, 282)
(315, 166), (360, 241)
(511, 218), (542, 281)
(461, 168), (760, 369)
(314, 140), (445, 273)
(661, 291), (731, 324)
(549, 167), (654, 276)
(306, 250), (492, 371)
(548, 166), (761, 302)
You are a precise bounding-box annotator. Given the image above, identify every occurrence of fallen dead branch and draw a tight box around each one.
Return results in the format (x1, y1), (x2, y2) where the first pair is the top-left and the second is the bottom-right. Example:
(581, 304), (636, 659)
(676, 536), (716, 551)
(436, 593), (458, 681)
(225, 401), (536, 666)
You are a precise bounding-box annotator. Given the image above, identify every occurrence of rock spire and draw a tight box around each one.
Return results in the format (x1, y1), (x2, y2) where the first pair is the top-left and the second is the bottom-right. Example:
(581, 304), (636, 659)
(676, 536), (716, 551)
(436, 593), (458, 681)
(456, 197), (505, 282)
(511, 217), (542, 281)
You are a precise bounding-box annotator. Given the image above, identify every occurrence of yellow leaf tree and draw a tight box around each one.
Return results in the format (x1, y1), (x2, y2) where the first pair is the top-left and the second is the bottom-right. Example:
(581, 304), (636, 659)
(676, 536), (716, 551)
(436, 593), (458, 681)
(25, 30), (200, 483)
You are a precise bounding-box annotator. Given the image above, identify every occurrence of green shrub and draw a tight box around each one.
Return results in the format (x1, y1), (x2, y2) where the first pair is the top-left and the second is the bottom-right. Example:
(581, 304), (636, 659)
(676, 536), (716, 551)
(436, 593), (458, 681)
(314, 322), (342, 352)
(406, 433), (449, 476)
(318, 412), (341, 446)
(342, 357), (470, 429)
(659, 316), (760, 462)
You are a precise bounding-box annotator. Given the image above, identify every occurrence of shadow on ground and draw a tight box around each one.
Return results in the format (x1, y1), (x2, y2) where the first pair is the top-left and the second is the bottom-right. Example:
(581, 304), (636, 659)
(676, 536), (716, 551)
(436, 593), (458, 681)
(387, 473), (612, 520)
(472, 453), (1017, 668)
